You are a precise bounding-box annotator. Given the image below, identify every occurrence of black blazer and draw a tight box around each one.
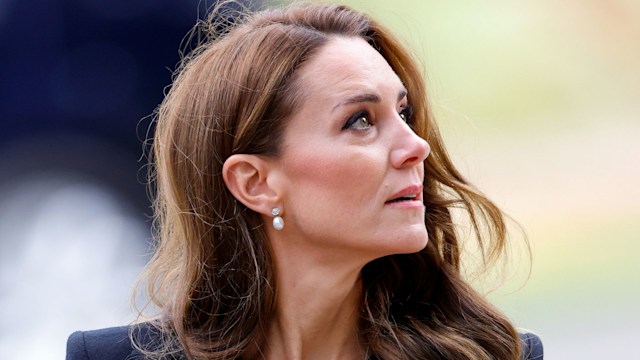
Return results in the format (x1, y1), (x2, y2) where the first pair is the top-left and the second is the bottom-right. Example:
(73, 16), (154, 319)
(66, 323), (544, 359)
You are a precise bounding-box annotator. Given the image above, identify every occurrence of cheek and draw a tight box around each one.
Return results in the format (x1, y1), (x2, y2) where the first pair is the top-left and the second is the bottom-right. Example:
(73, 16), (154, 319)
(281, 146), (387, 220)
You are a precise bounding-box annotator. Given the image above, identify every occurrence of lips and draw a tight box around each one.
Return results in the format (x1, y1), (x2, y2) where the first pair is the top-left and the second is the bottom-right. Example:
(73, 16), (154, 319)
(385, 185), (423, 204)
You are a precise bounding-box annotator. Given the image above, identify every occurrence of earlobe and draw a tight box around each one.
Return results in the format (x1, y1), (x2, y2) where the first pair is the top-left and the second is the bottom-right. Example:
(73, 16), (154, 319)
(222, 154), (278, 215)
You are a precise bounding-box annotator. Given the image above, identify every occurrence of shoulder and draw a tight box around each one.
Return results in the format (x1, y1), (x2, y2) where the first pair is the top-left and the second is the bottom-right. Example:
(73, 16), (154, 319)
(518, 331), (544, 360)
(66, 323), (162, 360)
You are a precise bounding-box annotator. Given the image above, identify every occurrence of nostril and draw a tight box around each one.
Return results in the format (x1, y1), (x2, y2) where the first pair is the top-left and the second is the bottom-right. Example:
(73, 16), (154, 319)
(405, 155), (419, 164)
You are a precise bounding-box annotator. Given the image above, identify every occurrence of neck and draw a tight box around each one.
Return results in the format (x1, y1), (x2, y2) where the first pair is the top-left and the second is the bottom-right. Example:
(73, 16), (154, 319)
(246, 235), (369, 360)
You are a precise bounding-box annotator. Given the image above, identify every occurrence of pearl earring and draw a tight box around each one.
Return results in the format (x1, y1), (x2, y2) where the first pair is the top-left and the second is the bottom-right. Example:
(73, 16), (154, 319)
(271, 207), (284, 231)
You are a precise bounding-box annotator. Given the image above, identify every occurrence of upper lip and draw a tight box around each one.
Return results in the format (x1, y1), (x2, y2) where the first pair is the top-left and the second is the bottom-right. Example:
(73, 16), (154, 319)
(386, 185), (423, 203)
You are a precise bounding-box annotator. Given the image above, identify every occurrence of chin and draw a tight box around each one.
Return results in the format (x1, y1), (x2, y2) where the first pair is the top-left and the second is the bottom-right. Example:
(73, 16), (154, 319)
(386, 229), (429, 255)
(403, 236), (429, 254)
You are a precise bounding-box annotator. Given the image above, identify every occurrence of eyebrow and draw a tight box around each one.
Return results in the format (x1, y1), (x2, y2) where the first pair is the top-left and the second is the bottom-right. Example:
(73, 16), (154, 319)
(332, 88), (408, 112)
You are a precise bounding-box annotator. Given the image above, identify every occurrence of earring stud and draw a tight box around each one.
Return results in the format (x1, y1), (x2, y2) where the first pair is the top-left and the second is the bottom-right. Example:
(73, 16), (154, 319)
(272, 207), (284, 231)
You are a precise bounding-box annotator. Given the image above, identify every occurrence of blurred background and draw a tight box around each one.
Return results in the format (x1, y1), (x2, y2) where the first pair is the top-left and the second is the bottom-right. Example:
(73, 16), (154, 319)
(0, 0), (210, 358)
(0, 0), (638, 358)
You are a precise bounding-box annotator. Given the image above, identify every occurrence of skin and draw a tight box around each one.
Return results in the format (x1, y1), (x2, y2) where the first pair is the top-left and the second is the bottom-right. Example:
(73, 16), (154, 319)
(226, 36), (430, 359)
(272, 36), (430, 262)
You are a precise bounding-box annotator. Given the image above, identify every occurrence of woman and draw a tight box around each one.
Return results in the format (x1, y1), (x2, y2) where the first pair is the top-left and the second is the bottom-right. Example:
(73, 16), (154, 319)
(67, 2), (543, 359)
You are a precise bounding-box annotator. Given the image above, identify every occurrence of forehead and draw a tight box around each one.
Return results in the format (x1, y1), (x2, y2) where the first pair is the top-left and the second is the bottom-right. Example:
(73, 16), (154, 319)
(295, 36), (404, 100)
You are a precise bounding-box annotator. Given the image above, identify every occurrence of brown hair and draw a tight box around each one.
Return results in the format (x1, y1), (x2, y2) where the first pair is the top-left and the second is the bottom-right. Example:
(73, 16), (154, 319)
(138, 1), (522, 359)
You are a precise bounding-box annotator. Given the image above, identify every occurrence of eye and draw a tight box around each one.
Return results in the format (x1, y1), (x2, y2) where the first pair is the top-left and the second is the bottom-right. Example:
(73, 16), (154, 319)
(342, 111), (373, 130)
(399, 105), (414, 125)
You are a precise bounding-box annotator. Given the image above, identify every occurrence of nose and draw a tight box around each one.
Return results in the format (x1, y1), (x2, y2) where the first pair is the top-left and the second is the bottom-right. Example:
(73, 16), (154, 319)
(390, 123), (430, 169)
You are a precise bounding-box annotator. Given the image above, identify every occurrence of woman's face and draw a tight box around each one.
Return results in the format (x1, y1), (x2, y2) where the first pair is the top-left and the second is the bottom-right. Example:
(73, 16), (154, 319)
(273, 36), (430, 262)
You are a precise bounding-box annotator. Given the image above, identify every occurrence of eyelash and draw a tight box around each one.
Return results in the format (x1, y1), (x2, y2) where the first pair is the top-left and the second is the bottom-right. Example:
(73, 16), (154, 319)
(400, 105), (414, 126)
(341, 105), (414, 130)
(341, 111), (370, 130)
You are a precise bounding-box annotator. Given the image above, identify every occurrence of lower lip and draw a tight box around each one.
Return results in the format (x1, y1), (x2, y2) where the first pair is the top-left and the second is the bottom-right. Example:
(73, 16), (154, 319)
(384, 200), (424, 209)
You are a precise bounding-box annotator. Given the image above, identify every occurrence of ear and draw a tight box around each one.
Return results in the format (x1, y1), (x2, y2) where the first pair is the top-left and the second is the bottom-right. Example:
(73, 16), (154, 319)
(222, 154), (279, 215)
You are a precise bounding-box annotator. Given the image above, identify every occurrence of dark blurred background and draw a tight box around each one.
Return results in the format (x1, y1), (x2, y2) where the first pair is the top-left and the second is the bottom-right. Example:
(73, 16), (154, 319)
(0, 0), (208, 210)
(0, 0), (225, 357)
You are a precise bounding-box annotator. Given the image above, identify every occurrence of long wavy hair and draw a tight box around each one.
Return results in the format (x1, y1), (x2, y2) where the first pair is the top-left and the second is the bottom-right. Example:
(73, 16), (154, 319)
(137, 1), (523, 359)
